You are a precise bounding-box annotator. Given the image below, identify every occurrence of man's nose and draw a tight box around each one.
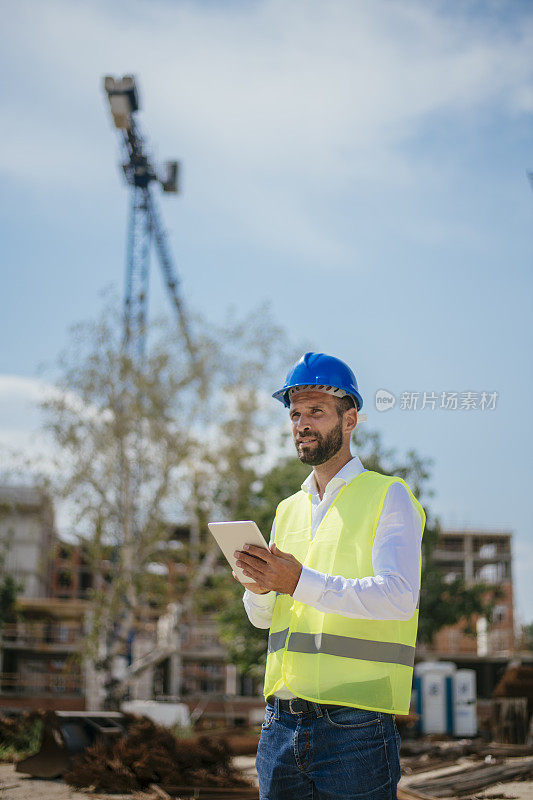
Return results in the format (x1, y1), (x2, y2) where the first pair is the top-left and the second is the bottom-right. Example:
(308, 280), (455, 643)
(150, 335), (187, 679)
(295, 415), (311, 431)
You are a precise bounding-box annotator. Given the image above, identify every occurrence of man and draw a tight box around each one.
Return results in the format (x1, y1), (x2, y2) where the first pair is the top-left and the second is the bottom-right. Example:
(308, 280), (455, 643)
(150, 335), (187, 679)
(233, 352), (425, 800)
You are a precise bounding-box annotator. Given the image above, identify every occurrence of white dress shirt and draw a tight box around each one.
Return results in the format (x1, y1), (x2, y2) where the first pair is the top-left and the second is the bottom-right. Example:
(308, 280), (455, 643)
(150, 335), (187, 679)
(242, 455), (423, 699)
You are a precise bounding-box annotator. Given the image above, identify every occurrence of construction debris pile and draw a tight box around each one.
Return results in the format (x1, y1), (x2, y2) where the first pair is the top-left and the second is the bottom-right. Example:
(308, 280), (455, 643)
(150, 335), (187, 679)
(0, 712), (42, 759)
(492, 664), (533, 744)
(401, 739), (533, 773)
(408, 758), (533, 797)
(494, 664), (533, 705)
(399, 740), (533, 798)
(63, 716), (255, 795)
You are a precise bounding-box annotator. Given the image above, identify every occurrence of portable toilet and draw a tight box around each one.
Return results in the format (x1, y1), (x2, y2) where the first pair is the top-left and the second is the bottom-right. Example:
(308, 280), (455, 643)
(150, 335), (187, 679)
(452, 669), (477, 737)
(414, 662), (456, 735)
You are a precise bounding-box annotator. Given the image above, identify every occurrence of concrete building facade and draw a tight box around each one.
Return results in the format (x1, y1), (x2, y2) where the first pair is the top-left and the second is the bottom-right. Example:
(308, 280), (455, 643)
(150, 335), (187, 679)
(0, 487), (264, 721)
(0, 486), (86, 710)
(425, 528), (515, 657)
(0, 486), (54, 599)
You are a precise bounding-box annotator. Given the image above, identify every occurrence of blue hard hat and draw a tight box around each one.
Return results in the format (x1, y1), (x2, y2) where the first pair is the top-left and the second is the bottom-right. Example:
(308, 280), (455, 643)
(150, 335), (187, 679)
(273, 352), (363, 411)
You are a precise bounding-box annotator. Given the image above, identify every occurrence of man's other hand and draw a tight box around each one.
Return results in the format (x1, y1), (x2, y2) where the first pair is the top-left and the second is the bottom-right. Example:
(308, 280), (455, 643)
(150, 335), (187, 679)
(234, 543), (303, 596)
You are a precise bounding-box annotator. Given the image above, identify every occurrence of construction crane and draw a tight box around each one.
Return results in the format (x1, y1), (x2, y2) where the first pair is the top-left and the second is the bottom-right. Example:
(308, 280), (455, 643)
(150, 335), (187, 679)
(103, 75), (195, 362)
(101, 75), (202, 704)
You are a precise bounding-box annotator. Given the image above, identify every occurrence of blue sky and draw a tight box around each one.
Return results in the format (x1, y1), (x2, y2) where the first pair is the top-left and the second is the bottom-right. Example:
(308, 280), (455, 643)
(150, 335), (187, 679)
(1, 0), (533, 621)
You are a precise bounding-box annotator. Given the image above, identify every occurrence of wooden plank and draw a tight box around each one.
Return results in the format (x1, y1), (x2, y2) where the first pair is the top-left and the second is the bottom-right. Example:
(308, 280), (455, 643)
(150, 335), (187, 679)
(410, 758), (533, 797)
(162, 787), (259, 799)
(398, 786), (437, 800)
(149, 784), (172, 799)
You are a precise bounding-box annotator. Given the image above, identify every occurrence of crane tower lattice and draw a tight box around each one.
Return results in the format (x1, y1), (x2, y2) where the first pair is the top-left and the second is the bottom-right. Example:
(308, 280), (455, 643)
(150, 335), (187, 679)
(103, 75), (194, 362)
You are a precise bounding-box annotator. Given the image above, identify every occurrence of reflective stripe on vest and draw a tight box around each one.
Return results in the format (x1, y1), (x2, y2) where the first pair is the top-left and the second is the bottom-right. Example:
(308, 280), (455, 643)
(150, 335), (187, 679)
(268, 628), (415, 668)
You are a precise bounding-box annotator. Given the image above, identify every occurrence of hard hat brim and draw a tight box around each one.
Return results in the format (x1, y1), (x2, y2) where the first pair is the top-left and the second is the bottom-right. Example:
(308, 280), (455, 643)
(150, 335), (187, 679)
(272, 384), (363, 412)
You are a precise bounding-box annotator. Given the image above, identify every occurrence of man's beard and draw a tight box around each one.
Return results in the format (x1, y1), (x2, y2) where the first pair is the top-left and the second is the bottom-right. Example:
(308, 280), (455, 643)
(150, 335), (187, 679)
(295, 419), (343, 465)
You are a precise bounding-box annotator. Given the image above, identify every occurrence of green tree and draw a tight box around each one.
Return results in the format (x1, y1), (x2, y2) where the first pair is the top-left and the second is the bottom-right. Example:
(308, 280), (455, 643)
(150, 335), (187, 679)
(519, 622), (533, 651)
(29, 294), (298, 706)
(0, 530), (22, 630)
(37, 299), (207, 706)
(0, 554), (19, 629)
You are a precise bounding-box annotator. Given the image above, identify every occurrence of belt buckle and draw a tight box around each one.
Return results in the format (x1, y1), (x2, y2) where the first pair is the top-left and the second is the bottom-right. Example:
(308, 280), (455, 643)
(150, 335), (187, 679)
(289, 698), (304, 715)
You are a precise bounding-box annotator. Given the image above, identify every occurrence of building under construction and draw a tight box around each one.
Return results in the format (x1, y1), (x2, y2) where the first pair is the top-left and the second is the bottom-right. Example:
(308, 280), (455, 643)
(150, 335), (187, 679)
(0, 486), (264, 724)
(427, 527), (515, 656)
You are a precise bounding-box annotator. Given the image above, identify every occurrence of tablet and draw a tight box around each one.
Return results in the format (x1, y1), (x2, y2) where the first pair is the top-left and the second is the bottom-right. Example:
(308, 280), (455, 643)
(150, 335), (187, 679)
(208, 520), (270, 582)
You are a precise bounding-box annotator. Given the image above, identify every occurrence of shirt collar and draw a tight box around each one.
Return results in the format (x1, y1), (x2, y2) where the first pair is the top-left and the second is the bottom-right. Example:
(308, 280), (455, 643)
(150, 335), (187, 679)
(301, 455), (366, 499)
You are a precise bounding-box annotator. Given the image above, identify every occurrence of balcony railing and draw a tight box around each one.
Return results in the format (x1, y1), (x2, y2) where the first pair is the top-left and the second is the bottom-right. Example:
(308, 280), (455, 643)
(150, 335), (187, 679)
(0, 672), (84, 696)
(183, 665), (226, 679)
(1, 622), (83, 647)
(184, 637), (224, 649)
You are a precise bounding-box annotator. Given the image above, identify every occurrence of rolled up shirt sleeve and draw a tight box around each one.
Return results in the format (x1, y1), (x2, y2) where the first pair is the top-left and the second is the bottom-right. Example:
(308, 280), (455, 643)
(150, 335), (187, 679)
(243, 588), (277, 628)
(292, 481), (423, 620)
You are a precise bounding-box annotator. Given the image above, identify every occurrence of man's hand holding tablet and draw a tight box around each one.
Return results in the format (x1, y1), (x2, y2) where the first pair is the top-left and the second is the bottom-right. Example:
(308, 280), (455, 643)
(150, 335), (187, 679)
(208, 521), (303, 596)
(233, 557), (271, 595)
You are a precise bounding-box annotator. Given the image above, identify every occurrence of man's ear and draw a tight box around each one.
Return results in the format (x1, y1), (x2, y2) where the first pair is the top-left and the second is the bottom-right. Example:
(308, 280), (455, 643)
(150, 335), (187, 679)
(344, 407), (357, 434)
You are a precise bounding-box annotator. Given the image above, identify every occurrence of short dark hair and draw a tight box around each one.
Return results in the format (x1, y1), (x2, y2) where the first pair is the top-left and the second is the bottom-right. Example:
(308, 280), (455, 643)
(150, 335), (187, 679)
(334, 395), (356, 419)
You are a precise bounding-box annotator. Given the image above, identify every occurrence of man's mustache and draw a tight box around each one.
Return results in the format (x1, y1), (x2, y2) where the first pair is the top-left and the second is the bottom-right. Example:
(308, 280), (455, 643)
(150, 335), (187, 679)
(295, 433), (321, 443)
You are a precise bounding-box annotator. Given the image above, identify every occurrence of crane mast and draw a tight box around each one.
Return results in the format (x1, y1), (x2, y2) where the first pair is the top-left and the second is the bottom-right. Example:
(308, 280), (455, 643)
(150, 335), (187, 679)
(103, 75), (194, 362)
(100, 76), (200, 702)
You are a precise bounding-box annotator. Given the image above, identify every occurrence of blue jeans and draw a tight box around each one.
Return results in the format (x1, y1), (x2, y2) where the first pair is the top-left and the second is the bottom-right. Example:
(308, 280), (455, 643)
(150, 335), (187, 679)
(255, 699), (401, 799)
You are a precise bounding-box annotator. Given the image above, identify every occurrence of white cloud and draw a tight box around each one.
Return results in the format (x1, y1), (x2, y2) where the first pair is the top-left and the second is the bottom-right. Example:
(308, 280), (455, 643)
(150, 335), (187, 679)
(0, 373), (113, 493)
(0, 374), (49, 402)
(0, 375), (51, 442)
(0, 375), (58, 467)
(1, 0), (533, 259)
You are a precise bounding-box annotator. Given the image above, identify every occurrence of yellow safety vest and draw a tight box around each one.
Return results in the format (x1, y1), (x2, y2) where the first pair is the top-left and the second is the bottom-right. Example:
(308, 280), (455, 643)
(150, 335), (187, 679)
(263, 470), (426, 715)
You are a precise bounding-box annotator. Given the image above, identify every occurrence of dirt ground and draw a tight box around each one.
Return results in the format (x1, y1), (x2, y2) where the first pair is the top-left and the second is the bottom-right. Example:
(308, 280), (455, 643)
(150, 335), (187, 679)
(0, 762), (131, 800)
(0, 759), (259, 800)
(2, 759), (533, 799)
(0, 762), (124, 800)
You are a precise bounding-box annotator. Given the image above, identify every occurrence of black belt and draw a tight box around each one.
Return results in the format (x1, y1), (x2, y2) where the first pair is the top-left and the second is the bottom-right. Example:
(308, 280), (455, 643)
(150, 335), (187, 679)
(266, 696), (347, 715)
